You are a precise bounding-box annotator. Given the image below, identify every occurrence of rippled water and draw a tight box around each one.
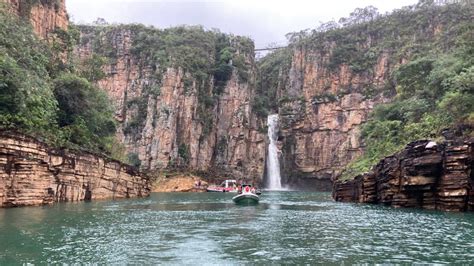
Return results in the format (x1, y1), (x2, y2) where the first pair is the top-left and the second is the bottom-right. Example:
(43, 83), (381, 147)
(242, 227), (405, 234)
(1, 192), (473, 264)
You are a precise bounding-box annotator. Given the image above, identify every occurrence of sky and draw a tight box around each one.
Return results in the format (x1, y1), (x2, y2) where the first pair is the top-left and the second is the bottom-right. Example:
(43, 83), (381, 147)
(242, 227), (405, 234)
(66, 0), (419, 49)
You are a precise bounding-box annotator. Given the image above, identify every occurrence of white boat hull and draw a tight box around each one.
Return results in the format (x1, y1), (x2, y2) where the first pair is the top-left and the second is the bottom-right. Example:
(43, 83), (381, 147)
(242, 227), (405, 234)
(232, 193), (259, 204)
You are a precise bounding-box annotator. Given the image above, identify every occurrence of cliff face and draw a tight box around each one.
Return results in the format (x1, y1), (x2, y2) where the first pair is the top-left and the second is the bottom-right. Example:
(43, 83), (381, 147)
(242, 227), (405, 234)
(4, 0), (68, 39)
(0, 132), (150, 208)
(270, 4), (467, 189)
(278, 48), (392, 189)
(333, 139), (474, 212)
(76, 27), (267, 181)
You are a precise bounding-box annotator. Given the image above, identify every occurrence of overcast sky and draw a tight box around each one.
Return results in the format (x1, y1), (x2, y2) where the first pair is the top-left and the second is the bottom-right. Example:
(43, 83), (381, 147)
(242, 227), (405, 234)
(67, 0), (418, 49)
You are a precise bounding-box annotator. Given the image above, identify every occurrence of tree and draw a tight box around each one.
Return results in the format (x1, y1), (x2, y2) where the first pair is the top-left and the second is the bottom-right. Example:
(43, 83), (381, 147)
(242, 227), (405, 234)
(53, 74), (116, 149)
(339, 6), (380, 26)
(79, 54), (107, 82)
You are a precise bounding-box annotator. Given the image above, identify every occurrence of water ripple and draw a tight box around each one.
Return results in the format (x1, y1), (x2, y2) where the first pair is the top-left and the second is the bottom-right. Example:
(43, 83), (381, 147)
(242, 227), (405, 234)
(0, 191), (473, 264)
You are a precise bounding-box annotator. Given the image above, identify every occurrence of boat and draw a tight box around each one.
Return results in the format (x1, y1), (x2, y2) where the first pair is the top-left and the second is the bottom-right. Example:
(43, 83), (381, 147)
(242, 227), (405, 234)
(206, 179), (238, 193)
(232, 184), (259, 204)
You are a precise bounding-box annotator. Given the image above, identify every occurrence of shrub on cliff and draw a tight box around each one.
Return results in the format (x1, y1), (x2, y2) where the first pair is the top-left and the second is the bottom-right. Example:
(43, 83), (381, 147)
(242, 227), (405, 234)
(341, 26), (474, 179)
(0, 9), (57, 135)
(255, 48), (292, 116)
(0, 8), (123, 159)
(53, 74), (116, 151)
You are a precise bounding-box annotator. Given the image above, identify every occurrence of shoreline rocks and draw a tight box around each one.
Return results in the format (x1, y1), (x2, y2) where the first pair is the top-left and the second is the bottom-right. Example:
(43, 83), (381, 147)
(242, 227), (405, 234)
(152, 174), (208, 192)
(333, 139), (473, 212)
(0, 131), (150, 208)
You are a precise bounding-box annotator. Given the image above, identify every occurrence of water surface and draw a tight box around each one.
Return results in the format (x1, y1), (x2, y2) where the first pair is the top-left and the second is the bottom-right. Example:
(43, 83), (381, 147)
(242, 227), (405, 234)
(1, 192), (473, 264)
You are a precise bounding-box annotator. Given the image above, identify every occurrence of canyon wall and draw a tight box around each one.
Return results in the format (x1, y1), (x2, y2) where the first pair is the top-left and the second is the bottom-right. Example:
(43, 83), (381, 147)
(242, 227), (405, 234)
(0, 132), (150, 208)
(277, 47), (392, 190)
(269, 4), (467, 189)
(3, 0), (68, 39)
(333, 139), (474, 212)
(76, 27), (267, 182)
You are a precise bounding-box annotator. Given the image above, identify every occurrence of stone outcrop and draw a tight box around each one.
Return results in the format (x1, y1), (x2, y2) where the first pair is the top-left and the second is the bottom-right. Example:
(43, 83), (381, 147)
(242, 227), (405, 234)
(0, 131), (150, 208)
(152, 174), (208, 192)
(277, 46), (392, 190)
(3, 0), (69, 39)
(76, 27), (267, 182)
(333, 139), (474, 212)
(273, 6), (467, 189)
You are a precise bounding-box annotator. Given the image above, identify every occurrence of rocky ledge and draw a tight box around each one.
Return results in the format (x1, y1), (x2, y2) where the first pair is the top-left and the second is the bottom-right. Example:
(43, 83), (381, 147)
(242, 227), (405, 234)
(333, 139), (474, 212)
(0, 131), (150, 208)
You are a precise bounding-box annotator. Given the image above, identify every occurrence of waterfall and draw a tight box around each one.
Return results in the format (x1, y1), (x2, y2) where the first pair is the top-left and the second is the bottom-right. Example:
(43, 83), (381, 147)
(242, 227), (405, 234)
(266, 114), (282, 190)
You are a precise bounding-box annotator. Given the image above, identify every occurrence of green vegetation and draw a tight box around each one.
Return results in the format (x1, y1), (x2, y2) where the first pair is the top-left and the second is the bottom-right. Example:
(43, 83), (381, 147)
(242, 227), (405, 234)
(127, 152), (141, 168)
(341, 18), (473, 179)
(78, 54), (108, 82)
(254, 48), (292, 117)
(0, 15), (56, 134)
(0, 9), (123, 159)
(288, 1), (472, 74)
(53, 74), (116, 150)
(178, 143), (190, 165)
(257, 0), (473, 118)
(312, 93), (338, 104)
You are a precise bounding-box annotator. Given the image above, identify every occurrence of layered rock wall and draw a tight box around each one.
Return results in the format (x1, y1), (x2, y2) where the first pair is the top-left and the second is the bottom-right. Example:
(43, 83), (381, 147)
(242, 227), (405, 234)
(275, 6), (463, 189)
(3, 0), (68, 39)
(76, 27), (267, 182)
(333, 139), (474, 212)
(278, 46), (393, 189)
(0, 132), (150, 208)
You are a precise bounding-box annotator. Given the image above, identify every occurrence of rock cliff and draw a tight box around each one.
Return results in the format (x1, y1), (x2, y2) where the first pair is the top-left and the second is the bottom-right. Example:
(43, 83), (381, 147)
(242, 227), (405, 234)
(333, 139), (474, 212)
(3, 0), (68, 39)
(5, 0), (469, 193)
(0, 131), (150, 207)
(277, 48), (391, 190)
(262, 3), (470, 189)
(76, 26), (267, 182)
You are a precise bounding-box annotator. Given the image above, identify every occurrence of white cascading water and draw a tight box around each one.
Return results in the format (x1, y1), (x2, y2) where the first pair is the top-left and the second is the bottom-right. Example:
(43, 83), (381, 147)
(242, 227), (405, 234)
(266, 114), (282, 190)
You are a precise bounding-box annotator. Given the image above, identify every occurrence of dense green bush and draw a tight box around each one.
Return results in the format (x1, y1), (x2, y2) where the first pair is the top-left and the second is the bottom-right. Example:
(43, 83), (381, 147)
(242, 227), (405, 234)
(0, 8), (122, 159)
(53, 74), (116, 150)
(127, 152), (141, 168)
(341, 38), (474, 179)
(78, 54), (107, 82)
(254, 48), (292, 117)
(178, 143), (190, 165)
(0, 10), (57, 134)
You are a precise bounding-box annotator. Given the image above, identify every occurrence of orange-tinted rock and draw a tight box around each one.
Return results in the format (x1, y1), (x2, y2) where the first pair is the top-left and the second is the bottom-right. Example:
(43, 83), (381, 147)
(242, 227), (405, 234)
(279, 47), (392, 189)
(0, 132), (150, 208)
(4, 0), (68, 39)
(76, 28), (267, 182)
(152, 175), (208, 192)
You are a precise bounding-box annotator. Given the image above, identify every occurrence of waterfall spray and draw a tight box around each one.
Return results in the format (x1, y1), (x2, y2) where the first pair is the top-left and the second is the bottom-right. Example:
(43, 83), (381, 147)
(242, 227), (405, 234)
(266, 114), (282, 190)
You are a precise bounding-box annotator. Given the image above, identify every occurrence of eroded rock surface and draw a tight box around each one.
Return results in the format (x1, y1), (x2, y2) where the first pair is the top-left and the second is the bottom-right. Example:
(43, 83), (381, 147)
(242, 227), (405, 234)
(333, 139), (474, 212)
(76, 27), (267, 182)
(4, 0), (68, 39)
(0, 132), (150, 208)
(278, 47), (398, 189)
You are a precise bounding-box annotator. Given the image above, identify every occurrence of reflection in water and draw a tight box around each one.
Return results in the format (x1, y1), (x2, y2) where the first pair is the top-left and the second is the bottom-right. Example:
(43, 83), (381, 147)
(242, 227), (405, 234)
(0, 192), (473, 264)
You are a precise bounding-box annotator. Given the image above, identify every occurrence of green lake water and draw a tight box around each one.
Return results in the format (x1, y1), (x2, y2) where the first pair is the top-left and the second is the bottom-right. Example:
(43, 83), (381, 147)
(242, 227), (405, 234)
(1, 192), (473, 264)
